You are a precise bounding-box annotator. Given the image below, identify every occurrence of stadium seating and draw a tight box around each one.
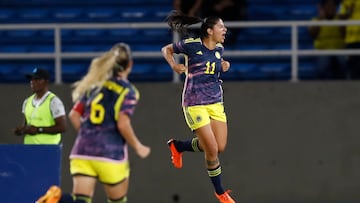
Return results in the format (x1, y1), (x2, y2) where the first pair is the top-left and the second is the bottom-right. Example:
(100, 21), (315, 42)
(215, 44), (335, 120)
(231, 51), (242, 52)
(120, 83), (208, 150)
(0, 0), (319, 82)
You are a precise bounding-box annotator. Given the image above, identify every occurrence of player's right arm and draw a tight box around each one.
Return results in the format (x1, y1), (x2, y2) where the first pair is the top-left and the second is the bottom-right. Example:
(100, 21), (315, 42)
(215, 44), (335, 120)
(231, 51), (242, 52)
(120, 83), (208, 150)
(161, 44), (186, 74)
(68, 101), (84, 132)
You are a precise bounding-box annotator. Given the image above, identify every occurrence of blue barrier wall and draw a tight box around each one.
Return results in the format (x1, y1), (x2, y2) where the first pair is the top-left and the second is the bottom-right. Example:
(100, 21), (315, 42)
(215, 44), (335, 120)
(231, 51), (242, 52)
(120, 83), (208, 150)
(0, 144), (62, 203)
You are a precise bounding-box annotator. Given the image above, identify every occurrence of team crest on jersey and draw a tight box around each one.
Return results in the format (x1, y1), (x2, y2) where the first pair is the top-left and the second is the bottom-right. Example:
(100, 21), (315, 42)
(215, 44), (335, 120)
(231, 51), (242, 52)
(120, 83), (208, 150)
(215, 51), (221, 59)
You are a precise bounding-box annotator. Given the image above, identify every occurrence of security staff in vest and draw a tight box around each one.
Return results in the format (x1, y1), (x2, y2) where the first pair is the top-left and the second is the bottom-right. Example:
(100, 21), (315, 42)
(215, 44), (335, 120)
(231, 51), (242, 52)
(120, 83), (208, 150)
(14, 68), (66, 144)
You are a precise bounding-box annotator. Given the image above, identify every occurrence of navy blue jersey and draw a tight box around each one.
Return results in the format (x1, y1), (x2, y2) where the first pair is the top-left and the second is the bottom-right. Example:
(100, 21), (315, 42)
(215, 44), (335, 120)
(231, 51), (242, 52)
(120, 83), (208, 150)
(173, 37), (224, 106)
(70, 78), (139, 162)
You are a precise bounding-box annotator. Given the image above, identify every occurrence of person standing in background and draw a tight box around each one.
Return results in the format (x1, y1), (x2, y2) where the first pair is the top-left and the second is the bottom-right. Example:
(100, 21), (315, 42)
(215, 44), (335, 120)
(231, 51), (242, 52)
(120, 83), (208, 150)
(308, 0), (347, 79)
(338, 0), (360, 79)
(201, 0), (247, 46)
(173, 0), (203, 17)
(173, 0), (203, 39)
(13, 67), (66, 144)
(161, 11), (235, 203)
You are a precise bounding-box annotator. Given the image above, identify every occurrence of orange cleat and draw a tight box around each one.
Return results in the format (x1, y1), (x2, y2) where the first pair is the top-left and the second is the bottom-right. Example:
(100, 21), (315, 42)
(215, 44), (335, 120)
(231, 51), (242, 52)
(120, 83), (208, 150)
(36, 185), (62, 203)
(215, 190), (235, 203)
(167, 139), (183, 168)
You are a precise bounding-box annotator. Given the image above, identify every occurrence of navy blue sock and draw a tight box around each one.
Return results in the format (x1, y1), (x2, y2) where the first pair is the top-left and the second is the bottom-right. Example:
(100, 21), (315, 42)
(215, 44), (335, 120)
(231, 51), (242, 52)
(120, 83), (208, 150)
(59, 194), (90, 203)
(208, 165), (225, 195)
(74, 200), (87, 203)
(108, 196), (127, 203)
(74, 194), (90, 203)
(174, 137), (201, 152)
(59, 193), (74, 203)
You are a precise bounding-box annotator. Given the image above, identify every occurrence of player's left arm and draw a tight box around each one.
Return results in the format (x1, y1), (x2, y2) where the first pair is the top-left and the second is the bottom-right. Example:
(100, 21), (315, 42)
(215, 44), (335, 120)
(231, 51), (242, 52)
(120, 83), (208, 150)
(117, 111), (150, 159)
(117, 90), (150, 159)
(218, 45), (230, 72)
(221, 58), (230, 72)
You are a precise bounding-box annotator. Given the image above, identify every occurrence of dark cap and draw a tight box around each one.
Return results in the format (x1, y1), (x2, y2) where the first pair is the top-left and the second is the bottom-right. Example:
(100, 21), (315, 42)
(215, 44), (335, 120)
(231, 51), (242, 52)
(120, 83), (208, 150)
(26, 68), (50, 80)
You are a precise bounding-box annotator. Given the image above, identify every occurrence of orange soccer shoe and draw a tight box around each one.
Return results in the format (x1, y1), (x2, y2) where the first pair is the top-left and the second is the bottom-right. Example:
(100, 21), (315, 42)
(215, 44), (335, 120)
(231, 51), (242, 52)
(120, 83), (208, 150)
(36, 185), (62, 203)
(167, 139), (183, 168)
(215, 190), (235, 203)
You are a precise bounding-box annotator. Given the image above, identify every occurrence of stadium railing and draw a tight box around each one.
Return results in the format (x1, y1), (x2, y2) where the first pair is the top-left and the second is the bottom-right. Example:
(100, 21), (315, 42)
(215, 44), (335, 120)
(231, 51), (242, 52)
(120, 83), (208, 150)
(0, 20), (360, 84)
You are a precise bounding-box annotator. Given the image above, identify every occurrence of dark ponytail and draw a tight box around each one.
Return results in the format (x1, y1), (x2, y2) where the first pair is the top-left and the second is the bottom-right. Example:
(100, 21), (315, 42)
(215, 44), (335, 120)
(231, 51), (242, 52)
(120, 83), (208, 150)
(165, 10), (203, 36)
(166, 10), (222, 39)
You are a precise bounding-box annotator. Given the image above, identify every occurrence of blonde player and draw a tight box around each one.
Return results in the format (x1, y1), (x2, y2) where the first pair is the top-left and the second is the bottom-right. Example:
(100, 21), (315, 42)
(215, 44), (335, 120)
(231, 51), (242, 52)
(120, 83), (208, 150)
(36, 43), (150, 203)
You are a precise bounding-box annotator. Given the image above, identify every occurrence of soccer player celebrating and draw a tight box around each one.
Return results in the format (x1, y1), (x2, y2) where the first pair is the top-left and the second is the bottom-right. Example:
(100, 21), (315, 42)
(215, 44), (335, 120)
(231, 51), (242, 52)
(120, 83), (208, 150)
(161, 10), (234, 203)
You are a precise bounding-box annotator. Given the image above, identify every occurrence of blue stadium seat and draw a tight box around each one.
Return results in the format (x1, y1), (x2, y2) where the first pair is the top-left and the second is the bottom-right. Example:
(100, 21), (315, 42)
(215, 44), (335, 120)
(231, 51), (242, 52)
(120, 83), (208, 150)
(62, 63), (87, 82)
(259, 63), (291, 80)
(243, 27), (276, 36)
(30, 45), (55, 52)
(0, 45), (29, 53)
(6, 30), (38, 38)
(132, 44), (163, 51)
(119, 8), (148, 22)
(17, 8), (50, 23)
(73, 29), (105, 37)
(247, 2), (316, 21)
(251, 0), (279, 3)
(129, 64), (154, 81)
(234, 63), (258, 74)
(63, 29), (107, 50)
(3, 30), (41, 45)
(235, 44), (269, 51)
(143, 0), (171, 3)
(155, 64), (172, 73)
(146, 5), (172, 21)
(290, 4), (317, 20)
(0, 9), (14, 23)
(52, 8), (83, 22)
(60, 30), (74, 38)
(154, 63), (173, 81)
(143, 29), (171, 38)
(62, 44), (99, 52)
(239, 28), (278, 47)
(0, 64), (25, 82)
(107, 29), (141, 42)
(270, 43), (291, 50)
(142, 29), (172, 43)
(131, 64), (153, 74)
(247, 5), (286, 21)
(0, 64), (16, 76)
(85, 7), (118, 22)
(286, 0), (314, 3)
(96, 45), (112, 52)
(299, 62), (317, 79)
(222, 63), (258, 80)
